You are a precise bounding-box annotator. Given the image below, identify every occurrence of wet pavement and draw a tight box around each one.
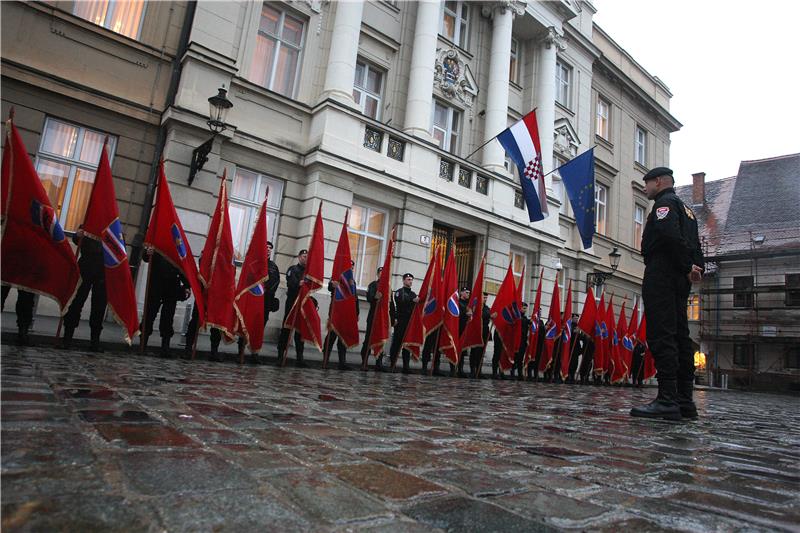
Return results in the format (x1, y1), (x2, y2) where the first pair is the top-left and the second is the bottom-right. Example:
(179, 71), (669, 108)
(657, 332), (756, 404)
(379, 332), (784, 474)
(2, 343), (799, 532)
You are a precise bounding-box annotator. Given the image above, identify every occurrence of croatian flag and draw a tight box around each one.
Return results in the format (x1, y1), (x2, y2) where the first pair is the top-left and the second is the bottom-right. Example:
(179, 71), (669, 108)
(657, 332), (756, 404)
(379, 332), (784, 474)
(497, 110), (549, 222)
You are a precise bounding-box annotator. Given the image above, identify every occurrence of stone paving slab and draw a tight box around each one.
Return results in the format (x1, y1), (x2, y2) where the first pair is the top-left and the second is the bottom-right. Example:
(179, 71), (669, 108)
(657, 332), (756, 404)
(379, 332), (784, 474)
(1, 343), (800, 532)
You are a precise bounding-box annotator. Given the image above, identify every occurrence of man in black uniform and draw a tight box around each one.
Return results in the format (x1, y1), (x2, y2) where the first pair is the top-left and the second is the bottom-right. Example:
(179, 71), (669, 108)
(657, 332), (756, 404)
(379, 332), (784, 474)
(360, 267), (383, 370)
(323, 260), (360, 370)
(277, 249), (308, 367)
(453, 286), (472, 377)
(527, 315), (545, 380)
(469, 292), (491, 378)
(389, 273), (419, 374)
(631, 167), (704, 421)
(576, 330), (594, 385)
(510, 302), (529, 380)
(141, 246), (191, 357)
(1, 286), (35, 346)
(61, 227), (106, 352)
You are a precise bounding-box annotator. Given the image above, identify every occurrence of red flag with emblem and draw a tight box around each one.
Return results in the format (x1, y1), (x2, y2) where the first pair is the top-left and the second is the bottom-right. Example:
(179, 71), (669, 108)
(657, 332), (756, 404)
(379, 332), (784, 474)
(538, 279), (562, 373)
(421, 249), (443, 339)
(500, 264), (525, 371)
(459, 255), (486, 351)
(524, 269), (543, 371)
(638, 314), (656, 380)
(284, 203), (324, 351)
(610, 299), (629, 384)
(199, 172), (236, 339)
(577, 285), (597, 337)
(368, 226), (395, 356)
(559, 281), (574, 380)
(437, 248), (460, 364)
(490, 263), (517, 371)
(328, 210), (359, 348)
(402, 248), (438, 359)
(81, 141), (139, 343)
(234, 198), (269, 353)
(1, 116), (80, 313)
(144, 161), (205, 326)
(593, 292), (608, 377)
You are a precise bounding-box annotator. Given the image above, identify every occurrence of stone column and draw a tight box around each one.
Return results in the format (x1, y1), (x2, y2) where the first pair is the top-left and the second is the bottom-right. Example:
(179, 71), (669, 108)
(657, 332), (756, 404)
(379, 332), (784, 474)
(535, 27), (566, 177)
(404, 0), (441, 139)
(321, 0), (365, 105)
(482, 2), (524, 173)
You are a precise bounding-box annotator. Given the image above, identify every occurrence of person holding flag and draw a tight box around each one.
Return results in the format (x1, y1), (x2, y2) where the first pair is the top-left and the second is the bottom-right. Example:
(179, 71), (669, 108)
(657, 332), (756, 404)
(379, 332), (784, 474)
(61, 228), (106, 351)
(575, 286), (597, 385)
(460, 256), (487, 378)
(538, 279), (562, 378)
(360, 267), (384, 370)
(559, 282), (574, 382)
(510, 302), (529, 380)
(277, 249), (309, 366)
(593, 292), (609, 385)
(402, 250), (439, 364)
(490, 263), (518, 379)
(389, 273), (419, 374)
(523, 270), (544, 379)
(368, 227), (396, 366)
(437, 249), (461, 374)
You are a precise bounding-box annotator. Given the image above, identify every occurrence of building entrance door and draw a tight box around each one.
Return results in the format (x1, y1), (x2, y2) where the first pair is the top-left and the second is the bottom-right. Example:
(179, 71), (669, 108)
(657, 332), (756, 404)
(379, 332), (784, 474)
(431, 223), (476, 288)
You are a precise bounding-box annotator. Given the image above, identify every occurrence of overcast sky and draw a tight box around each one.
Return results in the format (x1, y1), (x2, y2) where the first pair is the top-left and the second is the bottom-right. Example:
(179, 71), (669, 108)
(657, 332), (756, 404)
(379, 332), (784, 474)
(592, 0), (800, 186)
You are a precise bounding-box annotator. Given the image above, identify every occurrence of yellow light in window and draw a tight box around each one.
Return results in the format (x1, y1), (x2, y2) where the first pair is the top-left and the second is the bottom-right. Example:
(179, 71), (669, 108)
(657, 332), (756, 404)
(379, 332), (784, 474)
(694, 351), (706, 370)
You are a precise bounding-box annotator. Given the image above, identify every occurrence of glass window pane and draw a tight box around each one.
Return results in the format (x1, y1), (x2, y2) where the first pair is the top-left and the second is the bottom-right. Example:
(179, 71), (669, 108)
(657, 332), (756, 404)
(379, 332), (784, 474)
(366, 68), (382, 94)
(363, 236), (382, 282)
(36, 159), (71, 215)
(352, 89), (362, 104)
(229, 202), (250, 261)
(434, 102), (447, 127)
(350, 204), (365, 231)
(64, 168), (96, 231)
(442, 13), (456, 40)
(273, 45), (299, 96)
(282, 14), (304, 46)
(348, 232), (365, 285)
(432, 128), (445, 149)
(355, 62), (365, 87)
(366, 208), (384, 235)
(74, 0), (109, 27)
(42, 120), (78, 158)
(259, 4), (281, 35)
(106, 0), (145, 39)
(249, 35), (277, 88)
(364, 96), (379, 119)
(79, 130), (105, 164)
(232, 169), (258, 201)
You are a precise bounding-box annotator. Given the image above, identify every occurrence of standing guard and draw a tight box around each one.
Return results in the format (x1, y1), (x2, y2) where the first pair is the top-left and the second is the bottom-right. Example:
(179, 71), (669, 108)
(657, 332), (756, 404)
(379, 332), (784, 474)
(360, 267), (383, 370)
(323, 260), (360, 370)
(1, 286), (35, 346)
(277, 249), (308, 367)
(141, 247), (190, 357)
(389, 273), (419, 373)
(61, 227), (106, 352)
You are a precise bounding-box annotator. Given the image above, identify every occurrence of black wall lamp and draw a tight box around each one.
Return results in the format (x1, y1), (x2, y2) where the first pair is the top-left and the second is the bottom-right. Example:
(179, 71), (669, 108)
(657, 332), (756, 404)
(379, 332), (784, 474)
(188, 85), (233, 186)
(587, 246), (622, 288)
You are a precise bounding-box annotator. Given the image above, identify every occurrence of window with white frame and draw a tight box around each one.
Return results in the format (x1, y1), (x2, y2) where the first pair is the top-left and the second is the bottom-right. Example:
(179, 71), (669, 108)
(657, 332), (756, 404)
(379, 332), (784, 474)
(509, 250), (527, 297)
(348, 203), (388, 288)
(441, 1), (469, 49)
(432, 100), (461, 153)
(595, 97), (610, 139)
(35, 118), (117, 233)
(634, 125), (648, 166)
(557, 265), (569, 297)
(248, 4), (305, 98)
(353, 61), (384, 120)
(555, 60), (571, 108)
(228, 168), (284, 262)
(73, 0), (146, 40)
(509, 38), (520, 84)
(595, 183), (608, 236)
(634, 204), (645, 247)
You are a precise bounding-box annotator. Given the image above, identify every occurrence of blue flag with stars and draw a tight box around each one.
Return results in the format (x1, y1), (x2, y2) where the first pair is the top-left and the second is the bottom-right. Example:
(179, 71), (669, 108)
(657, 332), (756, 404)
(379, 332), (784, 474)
(560, 148), (596, 249)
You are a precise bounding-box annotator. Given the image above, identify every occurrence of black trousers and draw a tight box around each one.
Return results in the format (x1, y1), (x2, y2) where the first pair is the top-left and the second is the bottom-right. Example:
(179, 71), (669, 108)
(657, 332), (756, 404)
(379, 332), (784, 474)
(642, 267), (694, 382)
(389, 320), (411, 368)
(578, 341), (594, 382)
(421, 332), (439, 369)
(2, 286), (34, 328)
(323, 331), (349, 366)
(143, 293), (178, 339)
(185, 304), (223, 350)
(630, 345), (645, 384)
(469, 344), (486, 376)
(492, 333), (504, 374)
(360, 314), (377, 361)
(64, 270), (106, 336)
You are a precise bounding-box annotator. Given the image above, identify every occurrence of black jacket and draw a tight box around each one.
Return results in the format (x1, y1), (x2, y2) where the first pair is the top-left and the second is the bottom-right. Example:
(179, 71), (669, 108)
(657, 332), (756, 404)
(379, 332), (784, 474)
(285, 263), (305, 312)
(458, 297), (470, 334)
(263, 260), (280, 313)
(390, 286), (416, 325)
(641, 188), (704, 275)
(73, 233), (104, 277)
(144, 252), (189, 301)
(365, 280), (379, 322)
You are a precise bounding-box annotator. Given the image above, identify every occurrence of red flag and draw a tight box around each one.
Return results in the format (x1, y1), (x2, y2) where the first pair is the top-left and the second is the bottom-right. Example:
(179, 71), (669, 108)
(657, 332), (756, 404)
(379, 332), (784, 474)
(144, 161), (205, 325)
(1, 117), (79, 312)
(459, 255), (486, 351)
(437, 248), (460, 364)
(627, 298), (639, 342)
(199, 172), (236, 339)
(603, 294), (616, 379)
(421, 249), (443, 339)
(523, 269), (543, 371)
(610, 299), (628, 384)
(593, 292), (608, 378)
(559, 281), (573, 380)
(538, 279), (562, 373)
(368, 226), (395, 356)
(234, 198), (269, 353)
(512, 264), (526, 355)
(328, 210), (359, 348)
(284, 203), (324, 350)
(81, 141), (138, 343)
(490, 263), (517, 371)
(402, 249), (438, 359)
(638, 315), (656, 380)
(577, 285), (597, 337)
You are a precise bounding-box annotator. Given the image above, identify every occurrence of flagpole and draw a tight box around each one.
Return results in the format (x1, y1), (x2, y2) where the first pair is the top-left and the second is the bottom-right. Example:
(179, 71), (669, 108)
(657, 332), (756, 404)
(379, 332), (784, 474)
(139, 256), (153, 354)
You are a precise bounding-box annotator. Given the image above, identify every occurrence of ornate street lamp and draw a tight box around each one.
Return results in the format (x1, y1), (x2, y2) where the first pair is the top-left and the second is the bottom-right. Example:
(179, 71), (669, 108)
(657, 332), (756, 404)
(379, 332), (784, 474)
(587, 247), (622, 289)
(188, 85), (233, 185)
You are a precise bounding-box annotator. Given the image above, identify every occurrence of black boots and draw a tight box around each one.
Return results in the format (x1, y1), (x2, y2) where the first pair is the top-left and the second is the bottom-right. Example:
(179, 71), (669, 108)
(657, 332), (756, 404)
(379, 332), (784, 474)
(89, 332), (103, 353)
(677, 379), (698, 419)
(630, 379), (682, 421)
(375, 355), (385, 372)
(16, 325), (32, 346)
(60, 327), (74, 349)
(159, 337), (171, 358)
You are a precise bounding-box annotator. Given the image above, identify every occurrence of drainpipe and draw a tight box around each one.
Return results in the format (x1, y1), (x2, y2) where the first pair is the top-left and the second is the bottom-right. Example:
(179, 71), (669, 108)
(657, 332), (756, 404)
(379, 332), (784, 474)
(130, 0), (197, 276)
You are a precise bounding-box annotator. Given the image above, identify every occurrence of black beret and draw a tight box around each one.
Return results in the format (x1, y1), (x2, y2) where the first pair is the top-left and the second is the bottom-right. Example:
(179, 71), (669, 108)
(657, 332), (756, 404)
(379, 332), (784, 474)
(460, 286), (471, 292)
(402, 272), (414, 279)
(298, 249), (308, 256)
(642, 167), (673, 181)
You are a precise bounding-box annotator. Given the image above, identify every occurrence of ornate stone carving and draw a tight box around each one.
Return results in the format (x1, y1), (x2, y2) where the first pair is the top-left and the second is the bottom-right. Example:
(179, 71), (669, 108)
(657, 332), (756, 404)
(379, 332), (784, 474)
(543, 27), (567, 52)
(434, 48), (478, 113)
(553, 118), (580, 158)
(482, 0), (526, 18)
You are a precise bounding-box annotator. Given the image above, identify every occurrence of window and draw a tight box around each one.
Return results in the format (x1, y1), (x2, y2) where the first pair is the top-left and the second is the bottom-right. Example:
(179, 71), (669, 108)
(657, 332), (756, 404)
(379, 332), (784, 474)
(441, 1), (469, 49)
(248, 4), (305, 97)
(634, 204), (645, 247)
(348, 203), (388, 288)
(785, 347), (800, 369)
(786, 274), (800, 306)
(509, 38), (520, 84)
(733, 276), (754, 308)
(557, 266), (569, 296)
(228, 168), (284, 261)
(353, 61), (384, 120)
(509, 250), (527, 296)
(595, 183), (608, 236)
(432, 101), (461, 153)
(733, 344), (753, 367)
(596, 97), (610, 139)
(687, 294), (700, 321)
(35, 118), (116, 233)
(555, 60), (571, 108)
(634, 126), (647, 166)
(73, 0), (146, 39)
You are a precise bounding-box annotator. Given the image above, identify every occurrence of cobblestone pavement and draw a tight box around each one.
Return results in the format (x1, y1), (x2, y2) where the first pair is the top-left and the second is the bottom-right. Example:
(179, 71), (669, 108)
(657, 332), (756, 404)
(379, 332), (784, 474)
(2, 344), (799, 532)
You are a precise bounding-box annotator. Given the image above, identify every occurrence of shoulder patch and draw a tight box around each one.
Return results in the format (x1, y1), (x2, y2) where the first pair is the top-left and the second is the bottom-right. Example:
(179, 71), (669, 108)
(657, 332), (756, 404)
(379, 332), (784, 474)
(656, 206), (670, 220)
(684, 205), (695, 220)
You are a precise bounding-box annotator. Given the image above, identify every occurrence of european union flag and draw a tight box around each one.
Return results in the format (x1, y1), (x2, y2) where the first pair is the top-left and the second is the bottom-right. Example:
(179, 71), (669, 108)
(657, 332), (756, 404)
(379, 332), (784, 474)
(560, 148), (596, 249)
